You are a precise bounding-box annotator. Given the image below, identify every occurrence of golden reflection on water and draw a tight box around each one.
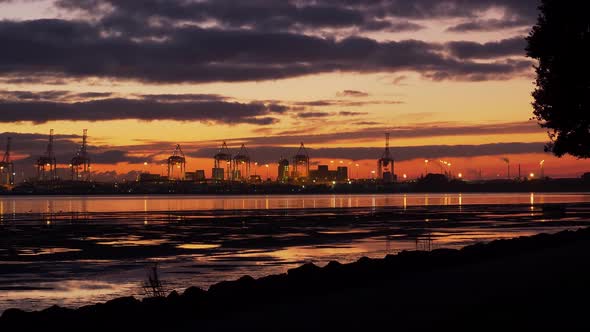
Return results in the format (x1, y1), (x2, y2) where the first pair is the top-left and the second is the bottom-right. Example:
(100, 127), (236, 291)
(0, 194), (590, 217)
(143, 198), (148, 225)
(177, 243), (220, 250)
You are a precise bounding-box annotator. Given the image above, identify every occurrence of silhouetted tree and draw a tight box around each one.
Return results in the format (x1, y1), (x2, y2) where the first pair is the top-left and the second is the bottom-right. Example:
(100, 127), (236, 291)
(526, 0), (590, 158)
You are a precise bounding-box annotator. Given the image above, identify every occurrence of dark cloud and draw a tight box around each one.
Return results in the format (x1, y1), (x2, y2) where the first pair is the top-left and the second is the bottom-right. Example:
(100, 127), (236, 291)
(293, 99), (403, 108)
(337, 90), (370, 98)
(90, 150), (146, 164)
(0, 17), (532, 84)
(447, 37), (527, 59)
(1, 132), (154, 167)
(0, 131), (79, 156)
(0, 92), (287, 124)
(0, 90), (113, 101)
(55, 0), (426, 33)
(447, 18), (531, 32)
(54, 0), (539, 30)
(188, 142), (547, 163)
(297, 112), (331, 118)
(339, 111), (368, 116)
(217, 121), (543, 146)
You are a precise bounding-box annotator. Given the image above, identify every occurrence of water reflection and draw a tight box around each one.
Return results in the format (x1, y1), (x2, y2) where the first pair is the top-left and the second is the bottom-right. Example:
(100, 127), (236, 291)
(0, 193), (589, 219)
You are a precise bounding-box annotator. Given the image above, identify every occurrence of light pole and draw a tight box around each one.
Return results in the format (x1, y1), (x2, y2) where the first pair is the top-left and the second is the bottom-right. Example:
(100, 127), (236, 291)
(424, 159), (429, 175)
(540, 160), (545, 178)
(355, 163), (360, 179)
(265, 164), (269, 180)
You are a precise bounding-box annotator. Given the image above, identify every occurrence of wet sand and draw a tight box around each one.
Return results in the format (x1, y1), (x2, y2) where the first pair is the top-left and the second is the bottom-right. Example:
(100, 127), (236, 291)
(1, 202), (590, 312)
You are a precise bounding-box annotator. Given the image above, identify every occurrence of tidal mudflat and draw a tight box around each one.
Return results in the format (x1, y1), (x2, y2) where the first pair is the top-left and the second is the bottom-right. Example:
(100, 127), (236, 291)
(1, 195), (590, 312)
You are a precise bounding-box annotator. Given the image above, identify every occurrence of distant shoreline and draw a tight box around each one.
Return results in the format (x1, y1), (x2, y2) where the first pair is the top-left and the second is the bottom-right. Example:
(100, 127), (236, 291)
(2, 177), (590, 196)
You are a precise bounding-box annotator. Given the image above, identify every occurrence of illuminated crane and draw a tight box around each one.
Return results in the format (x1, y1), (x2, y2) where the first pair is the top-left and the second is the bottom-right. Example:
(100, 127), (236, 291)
(167, 144), (186, 180)
(377, 133), (395, 182)
(232, 144), (251, 181)
(70, 129), (91, 181)
(36, 129), (57, 181)
(213, 141), (232, 181)
(292, 142), (310, 180)
(0, 137), (14, 186)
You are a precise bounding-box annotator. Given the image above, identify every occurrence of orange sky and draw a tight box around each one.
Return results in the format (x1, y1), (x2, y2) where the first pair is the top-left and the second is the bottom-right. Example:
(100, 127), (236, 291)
(1, 0), (589, 180)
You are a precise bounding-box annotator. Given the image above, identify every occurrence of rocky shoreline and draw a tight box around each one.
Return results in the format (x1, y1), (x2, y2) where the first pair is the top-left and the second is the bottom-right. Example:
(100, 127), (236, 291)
(3, 226), (590, 330)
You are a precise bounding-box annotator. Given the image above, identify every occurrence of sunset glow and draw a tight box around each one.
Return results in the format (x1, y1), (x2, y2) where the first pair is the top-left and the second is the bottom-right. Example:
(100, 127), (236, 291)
(1, 0), (589, 180)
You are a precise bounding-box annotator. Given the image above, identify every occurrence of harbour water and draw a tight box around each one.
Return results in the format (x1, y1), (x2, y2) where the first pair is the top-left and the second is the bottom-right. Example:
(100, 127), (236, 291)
(2, 192), (590, 218)
(1, 193), (590, 312)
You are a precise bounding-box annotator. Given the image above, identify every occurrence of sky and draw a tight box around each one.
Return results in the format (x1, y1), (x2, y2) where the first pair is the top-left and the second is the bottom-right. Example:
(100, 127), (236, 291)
(0, 0), (589, 181)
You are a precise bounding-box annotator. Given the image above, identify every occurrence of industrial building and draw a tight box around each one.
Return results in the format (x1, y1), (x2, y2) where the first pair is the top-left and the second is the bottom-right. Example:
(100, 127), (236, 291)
(309, 165), (348, 183)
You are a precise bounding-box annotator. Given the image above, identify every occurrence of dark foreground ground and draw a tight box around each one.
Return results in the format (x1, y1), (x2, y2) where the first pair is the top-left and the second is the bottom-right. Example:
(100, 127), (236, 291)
(3, 226), (590, 331)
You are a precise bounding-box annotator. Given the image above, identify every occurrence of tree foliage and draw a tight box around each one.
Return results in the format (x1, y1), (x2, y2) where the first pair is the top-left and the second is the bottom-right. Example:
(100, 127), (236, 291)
(526, 0), (590, 158)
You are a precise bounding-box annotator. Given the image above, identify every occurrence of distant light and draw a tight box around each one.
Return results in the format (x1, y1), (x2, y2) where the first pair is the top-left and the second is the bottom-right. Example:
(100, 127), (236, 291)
(143, 162), (148, 166)
(339, 160), (343, 164)
(355, 164), (359, 167)
(458, 173), (463, 178)
(403, 174), (407, 179)
(530, 173), (535, 178)
(332, 181), (336, 185)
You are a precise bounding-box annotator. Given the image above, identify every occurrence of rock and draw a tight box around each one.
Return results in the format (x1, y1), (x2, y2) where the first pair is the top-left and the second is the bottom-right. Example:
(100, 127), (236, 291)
(183, 286), (206, 298)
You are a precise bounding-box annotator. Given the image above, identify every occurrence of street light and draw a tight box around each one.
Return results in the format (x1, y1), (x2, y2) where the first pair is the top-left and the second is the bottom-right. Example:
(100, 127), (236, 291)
(424, 159), (429, 174)
(540, 160), (545, 178)
(355, 163), (360, 179)
(265, 164), (270, 180)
